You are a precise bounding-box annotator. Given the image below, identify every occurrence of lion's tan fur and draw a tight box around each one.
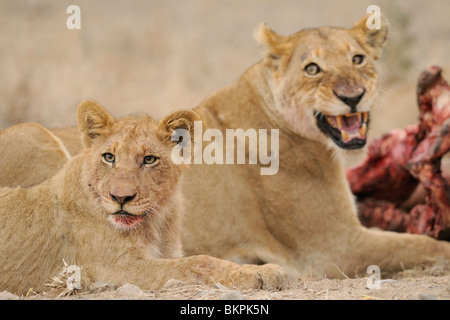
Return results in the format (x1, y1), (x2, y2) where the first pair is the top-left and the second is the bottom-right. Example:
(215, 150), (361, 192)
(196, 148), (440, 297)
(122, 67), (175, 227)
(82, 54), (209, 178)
(178, 15), (450, 278)
(50, 126), (83, 157)
(0, 100), (287, 295)
(0, 123), (70, 188)
(2, 15), (450, 282)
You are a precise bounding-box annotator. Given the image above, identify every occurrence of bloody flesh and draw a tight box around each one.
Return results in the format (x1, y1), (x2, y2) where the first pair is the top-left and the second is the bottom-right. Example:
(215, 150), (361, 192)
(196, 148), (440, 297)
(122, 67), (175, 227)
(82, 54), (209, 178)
(346, 66), (450, 239)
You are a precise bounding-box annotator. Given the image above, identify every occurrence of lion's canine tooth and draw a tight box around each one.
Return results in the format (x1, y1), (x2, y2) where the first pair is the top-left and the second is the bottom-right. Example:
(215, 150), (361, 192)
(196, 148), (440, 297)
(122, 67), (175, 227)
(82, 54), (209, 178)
(341, 130), (349, 141)
(336, 116), (343, 129)
(360, 123), (367, 137)
(326, 117), (334, 126)
(363, 112), (368, 122)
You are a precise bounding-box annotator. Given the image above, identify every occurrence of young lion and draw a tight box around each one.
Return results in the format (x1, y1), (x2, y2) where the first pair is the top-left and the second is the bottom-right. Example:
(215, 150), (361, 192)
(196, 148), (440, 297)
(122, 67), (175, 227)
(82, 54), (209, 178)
(0, 100), (287, 295)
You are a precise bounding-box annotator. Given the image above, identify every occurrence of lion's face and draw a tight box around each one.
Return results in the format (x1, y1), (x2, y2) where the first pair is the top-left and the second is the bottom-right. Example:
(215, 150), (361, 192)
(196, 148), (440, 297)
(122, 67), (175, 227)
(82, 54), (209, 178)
(78, 101), (198, 231)
(257, 15), (389, 150)
(86, 119), (181, 231)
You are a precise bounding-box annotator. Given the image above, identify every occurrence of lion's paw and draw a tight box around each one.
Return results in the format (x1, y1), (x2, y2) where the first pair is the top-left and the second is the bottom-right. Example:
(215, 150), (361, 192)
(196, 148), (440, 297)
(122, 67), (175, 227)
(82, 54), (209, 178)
(230, 263), (288, 290)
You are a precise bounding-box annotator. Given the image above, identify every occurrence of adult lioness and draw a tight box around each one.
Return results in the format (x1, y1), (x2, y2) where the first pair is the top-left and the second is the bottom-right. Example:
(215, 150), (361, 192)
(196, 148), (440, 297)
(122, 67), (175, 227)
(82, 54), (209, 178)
(0, 100), (287, 295)
(179, 14), (450, 278)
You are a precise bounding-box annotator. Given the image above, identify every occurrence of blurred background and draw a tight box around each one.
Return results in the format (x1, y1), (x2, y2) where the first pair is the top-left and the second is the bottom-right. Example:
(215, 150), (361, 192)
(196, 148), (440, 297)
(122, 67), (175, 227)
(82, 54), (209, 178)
(0, 0), (449, 141)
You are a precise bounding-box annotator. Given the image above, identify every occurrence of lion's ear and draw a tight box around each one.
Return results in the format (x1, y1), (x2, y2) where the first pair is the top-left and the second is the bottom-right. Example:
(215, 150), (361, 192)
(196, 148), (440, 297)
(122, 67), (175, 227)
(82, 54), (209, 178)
(351, 14), (389, 60)
(255, 23), (290, 64)
(158, 110), (200, 144)
(77, 100), (115, 148)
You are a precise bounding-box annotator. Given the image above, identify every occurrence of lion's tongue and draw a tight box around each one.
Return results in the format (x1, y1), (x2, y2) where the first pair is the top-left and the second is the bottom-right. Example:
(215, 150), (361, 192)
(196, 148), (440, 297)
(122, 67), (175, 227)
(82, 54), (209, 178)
(341, 114), (366, 143)
(343, 114), (361, 131)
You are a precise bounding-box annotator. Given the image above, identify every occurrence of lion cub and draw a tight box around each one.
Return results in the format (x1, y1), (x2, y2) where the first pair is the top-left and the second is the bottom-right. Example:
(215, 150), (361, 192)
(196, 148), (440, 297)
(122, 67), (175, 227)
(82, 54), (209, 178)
(0, 100), (287, 295)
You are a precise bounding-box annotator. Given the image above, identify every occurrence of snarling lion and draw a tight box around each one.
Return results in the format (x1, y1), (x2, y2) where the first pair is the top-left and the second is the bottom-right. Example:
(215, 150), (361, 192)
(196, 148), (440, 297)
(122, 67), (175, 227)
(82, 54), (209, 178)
(0, 100), (287, 295)
(179, 14), (450, 277)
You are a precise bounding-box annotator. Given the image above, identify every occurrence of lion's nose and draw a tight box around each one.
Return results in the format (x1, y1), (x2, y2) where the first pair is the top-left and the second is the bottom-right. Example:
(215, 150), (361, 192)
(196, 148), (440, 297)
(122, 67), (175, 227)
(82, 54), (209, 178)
(110, 193), (136, 206)
(333, 89), (366, 112)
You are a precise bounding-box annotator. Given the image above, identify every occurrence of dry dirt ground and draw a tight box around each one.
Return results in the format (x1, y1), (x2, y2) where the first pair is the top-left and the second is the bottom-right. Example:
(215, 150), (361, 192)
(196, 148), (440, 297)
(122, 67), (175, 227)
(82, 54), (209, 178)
(1, 266), (448, 300)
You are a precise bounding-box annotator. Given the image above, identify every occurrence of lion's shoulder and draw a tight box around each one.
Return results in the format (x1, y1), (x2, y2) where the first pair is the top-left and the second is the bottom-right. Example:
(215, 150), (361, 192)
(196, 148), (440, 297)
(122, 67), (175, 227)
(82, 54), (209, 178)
(0, 123), (70, 188)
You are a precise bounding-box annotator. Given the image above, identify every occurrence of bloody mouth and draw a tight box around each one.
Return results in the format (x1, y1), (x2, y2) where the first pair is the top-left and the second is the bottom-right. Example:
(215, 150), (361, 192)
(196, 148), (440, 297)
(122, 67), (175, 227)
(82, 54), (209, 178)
(111, 210), (144, 229)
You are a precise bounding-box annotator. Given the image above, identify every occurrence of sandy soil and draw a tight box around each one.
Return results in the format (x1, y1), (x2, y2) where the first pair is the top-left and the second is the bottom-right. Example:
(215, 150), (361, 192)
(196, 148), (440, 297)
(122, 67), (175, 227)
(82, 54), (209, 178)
(9, 276), (450, 300)
(0, 266), (445, 300)
(1, 0), (449, 301)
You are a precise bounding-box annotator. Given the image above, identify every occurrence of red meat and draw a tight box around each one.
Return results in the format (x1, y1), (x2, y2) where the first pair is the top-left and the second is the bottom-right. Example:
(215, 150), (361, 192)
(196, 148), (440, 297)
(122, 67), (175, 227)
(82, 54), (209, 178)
(346, 66), (450, 239)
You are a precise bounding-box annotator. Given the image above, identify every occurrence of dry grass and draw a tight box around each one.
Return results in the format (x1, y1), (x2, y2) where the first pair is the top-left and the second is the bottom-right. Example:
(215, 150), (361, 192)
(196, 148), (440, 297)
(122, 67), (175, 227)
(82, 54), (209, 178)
(43, 260), (81, 298)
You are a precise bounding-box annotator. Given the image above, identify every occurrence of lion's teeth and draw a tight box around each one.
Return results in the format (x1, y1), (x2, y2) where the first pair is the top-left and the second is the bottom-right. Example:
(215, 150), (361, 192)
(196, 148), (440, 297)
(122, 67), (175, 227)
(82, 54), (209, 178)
(341, 130), (349, 141)
(326, 117), (334, 126)
(360, 123), (367, 137)
(362, 112), (368, 123)
(336, 116), (343, 129)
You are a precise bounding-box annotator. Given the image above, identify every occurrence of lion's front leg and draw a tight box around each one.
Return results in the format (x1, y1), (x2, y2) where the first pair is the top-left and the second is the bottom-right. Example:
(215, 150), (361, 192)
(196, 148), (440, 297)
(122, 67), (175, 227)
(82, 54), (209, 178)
(341, 226), (450, 275)
(95, 254), (288, 291)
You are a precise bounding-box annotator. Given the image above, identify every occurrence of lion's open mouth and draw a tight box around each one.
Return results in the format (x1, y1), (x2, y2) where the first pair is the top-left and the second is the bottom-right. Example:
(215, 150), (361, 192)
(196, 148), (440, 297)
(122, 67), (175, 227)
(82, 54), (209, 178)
(110, 210), (144, 229)
(315, 111), (369, 149)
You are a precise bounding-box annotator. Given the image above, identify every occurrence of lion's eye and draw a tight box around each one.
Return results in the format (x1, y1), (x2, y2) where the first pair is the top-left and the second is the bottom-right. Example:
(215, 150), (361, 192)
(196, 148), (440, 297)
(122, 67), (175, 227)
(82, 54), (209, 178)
(305, 63), (321, 76)
(102, 153), (115, 163)
(352, 54), (364, 65)
(143, 155), (158, 165)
